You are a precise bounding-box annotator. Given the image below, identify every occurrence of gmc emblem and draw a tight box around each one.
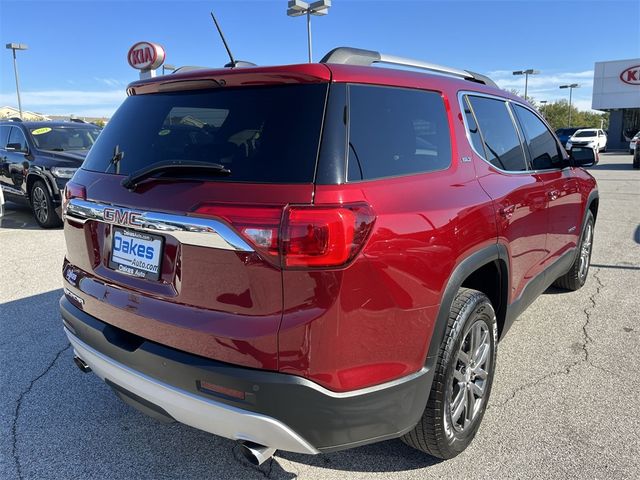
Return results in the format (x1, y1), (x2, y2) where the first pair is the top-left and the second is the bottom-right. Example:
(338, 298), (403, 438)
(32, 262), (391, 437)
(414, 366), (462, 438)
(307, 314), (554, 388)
(103, 207), (143, 227)
(620, 65), (640, 85)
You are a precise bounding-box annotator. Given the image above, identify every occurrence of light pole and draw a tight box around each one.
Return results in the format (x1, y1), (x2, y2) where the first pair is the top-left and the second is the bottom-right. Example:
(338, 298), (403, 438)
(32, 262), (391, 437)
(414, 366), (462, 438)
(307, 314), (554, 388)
(162, 64), (176, 75)
(559, 83), (579, 127)
(512, 69), (539, 100)
(287, 0), (331, 63)
(5, 43), (28, 119)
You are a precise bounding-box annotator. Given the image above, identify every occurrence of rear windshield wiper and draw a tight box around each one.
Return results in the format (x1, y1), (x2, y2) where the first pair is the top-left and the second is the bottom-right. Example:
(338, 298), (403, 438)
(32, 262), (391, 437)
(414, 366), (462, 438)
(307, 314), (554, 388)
(121, 160), (231, 191)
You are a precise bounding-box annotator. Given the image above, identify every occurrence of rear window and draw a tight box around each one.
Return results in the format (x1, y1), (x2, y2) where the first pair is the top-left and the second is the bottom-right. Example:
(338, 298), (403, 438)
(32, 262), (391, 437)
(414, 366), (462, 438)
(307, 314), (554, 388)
(347, 85), (451, 181)
(82, 84), (328, 183)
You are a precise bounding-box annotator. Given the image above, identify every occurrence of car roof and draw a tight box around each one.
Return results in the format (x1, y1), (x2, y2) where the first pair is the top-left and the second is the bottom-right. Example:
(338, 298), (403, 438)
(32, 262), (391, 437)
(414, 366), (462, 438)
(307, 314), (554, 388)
(127, 62), (515, 101)
(0, 121), (99, 129)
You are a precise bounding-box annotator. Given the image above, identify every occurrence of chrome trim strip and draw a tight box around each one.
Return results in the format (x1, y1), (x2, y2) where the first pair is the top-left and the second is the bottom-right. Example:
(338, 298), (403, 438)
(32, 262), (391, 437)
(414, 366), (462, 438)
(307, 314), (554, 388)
(0, 184), (26, 196)
(66, 329), (319, 454)
(295, 366), (430, 399)
(458, 90), (568, 176)
(65, 198), (254, 252)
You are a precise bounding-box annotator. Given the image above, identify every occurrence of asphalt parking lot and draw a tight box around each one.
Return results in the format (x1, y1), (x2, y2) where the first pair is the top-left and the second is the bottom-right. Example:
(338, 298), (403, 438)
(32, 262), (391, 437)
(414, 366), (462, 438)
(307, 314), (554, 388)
(1, 152), (639, 480)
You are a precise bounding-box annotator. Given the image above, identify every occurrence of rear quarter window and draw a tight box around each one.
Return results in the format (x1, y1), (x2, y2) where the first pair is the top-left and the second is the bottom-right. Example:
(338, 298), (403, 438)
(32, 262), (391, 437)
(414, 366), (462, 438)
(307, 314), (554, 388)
(347, 85), (451, 181)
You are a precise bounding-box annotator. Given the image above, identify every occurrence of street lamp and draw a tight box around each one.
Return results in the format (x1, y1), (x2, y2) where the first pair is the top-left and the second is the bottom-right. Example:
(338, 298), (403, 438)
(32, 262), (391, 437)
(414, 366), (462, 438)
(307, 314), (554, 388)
(5, 43), (28, 119)
(162, 64), (176, 75)
(287, 0), (331, 63)
(559, 83), (580, 127)
(512, 69), (539, 100)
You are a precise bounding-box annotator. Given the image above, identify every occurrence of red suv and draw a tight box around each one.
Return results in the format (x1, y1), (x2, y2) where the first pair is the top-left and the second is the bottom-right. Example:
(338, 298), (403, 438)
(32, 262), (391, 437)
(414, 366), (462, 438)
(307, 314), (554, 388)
(60, 47), (598, 464)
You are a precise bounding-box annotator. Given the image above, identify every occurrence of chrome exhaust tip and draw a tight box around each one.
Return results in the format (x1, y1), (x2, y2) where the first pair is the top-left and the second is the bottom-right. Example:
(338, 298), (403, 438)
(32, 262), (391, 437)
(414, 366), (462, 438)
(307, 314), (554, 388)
(73, 355), (92, 373)
(238, 441), (276, 466)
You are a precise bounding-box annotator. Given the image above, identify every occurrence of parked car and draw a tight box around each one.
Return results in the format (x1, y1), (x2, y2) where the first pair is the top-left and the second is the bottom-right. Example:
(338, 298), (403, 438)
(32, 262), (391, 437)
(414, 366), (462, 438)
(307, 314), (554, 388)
(633, 142), (640, 169)
(0, 120), (102, 227)
(0, 179), (4, 218)
(60, 47), (599, 464)
(555, 127), (588, 147)
(566, 128), (607, 152)
(629, 131), (640, 154)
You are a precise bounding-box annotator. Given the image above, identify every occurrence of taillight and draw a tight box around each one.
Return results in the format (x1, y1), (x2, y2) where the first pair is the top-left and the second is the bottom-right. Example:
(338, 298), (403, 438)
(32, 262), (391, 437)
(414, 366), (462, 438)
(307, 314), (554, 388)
(62, 181), (86, 217)
(282, 204), (375, 268)
(193, 203), (375, 269)
(193, 205), (283, 259)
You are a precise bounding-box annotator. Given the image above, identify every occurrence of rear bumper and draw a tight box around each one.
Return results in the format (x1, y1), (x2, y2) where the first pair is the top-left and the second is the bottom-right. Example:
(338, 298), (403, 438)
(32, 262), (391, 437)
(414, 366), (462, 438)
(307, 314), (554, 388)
(60, 297), (434, 453)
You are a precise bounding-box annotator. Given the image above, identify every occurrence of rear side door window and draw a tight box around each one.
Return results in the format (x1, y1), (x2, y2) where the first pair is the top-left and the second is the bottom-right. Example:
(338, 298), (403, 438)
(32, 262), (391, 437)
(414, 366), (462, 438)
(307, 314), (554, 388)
(8, 127), (28, 152)
(0, 126), (10, 149)
(467, 96), (528, 172)
(513, 105), (563, 170)
(347, 85), (451, 181)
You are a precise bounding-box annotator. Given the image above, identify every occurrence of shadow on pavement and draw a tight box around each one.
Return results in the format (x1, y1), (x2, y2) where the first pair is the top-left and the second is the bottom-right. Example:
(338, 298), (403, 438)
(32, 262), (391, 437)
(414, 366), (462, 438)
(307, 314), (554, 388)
(587, 162), (635, 171)
(279, 439), (441, 473)
(0, 202), (43, 230)
(591, 263), (640, 271)
(2, 289), (440, 479)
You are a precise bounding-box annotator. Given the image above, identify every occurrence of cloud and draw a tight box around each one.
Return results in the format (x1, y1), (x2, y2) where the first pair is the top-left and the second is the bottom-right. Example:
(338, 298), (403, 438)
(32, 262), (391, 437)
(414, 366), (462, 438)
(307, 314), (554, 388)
(489, 69), (599, 111)
(94, 77), (125, 87)
(0, 89), (126, 117)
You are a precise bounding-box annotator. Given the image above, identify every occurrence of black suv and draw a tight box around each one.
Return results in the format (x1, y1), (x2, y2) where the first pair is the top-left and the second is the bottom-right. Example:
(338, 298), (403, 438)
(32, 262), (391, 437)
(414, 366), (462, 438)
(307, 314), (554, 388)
(0, 120), (101, 227)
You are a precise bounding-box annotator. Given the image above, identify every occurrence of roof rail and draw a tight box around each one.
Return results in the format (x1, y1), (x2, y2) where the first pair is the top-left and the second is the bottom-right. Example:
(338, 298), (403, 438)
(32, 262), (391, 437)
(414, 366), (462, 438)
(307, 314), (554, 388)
(320, 47), (498, 88)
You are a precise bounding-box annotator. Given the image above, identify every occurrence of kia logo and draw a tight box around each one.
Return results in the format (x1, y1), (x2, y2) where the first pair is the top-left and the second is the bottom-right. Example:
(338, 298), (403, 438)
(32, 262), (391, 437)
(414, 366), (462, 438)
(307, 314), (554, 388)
(620, 65), (640, 85)
(127, 41), (165, 71)
(104, 207), (143, 227)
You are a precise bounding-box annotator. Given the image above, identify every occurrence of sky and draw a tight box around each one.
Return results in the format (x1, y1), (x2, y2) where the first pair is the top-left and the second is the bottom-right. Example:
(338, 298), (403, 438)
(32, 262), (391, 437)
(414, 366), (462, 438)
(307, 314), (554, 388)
(1, 0), (638, 118)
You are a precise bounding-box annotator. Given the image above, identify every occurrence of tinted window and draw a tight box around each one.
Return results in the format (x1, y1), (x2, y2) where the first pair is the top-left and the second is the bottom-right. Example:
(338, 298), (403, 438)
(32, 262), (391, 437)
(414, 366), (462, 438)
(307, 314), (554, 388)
(8, 127), (28, 152)
(0, 126), (10, 149)
(468, 96), (527, 172)
(83, 84), (328, 183)
(347, 85), (451, 181)
(463, 96), (485, 156)
(514, 105), (562, 170)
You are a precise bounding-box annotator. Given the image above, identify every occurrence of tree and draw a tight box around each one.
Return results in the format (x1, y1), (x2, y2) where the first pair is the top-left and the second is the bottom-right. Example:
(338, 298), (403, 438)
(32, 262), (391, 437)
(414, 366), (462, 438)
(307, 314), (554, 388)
(538, 100), (608, 131)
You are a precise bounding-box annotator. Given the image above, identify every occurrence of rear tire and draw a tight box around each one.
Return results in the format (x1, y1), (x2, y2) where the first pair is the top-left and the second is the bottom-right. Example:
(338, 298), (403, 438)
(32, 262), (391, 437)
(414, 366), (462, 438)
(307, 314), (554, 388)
(402, 288), (497, 459)
(553, 211), (594, 291)
(30, 180), (62, 228)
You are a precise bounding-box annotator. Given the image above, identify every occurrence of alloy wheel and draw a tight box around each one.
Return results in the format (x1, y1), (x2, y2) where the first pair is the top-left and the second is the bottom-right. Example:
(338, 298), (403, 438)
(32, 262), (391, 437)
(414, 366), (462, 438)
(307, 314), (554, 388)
(32, 186), (49, 224)
(578, 223), (592, 281)
(449, 320), (491, 433)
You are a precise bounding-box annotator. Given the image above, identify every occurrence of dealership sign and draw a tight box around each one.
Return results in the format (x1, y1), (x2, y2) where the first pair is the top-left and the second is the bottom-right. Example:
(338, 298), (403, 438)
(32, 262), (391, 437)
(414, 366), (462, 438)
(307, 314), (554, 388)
(128, 42), (165, 70)
(620, 65), (640, 85)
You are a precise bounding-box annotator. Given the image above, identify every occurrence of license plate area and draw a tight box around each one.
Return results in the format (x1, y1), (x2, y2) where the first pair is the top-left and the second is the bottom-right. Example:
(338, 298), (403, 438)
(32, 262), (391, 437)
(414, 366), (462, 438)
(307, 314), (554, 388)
(109, 227), (164, 281)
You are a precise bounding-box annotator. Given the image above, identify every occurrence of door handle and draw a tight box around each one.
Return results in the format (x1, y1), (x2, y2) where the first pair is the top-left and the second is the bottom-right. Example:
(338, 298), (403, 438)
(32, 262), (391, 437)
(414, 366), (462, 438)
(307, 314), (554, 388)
(547, 190), (560, 201)
(499, 205), (515, 219)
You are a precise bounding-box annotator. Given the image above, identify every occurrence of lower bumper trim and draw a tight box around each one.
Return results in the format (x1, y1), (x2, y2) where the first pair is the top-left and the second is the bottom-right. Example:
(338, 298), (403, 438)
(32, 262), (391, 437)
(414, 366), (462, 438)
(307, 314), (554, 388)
(66, 328), (319, 455)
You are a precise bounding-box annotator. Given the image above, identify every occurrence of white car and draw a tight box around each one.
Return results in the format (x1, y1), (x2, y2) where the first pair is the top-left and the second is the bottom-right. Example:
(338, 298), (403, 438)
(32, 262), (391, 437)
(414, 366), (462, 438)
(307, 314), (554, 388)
(629, 131), (640, 154)
(566, 128), (607, 152)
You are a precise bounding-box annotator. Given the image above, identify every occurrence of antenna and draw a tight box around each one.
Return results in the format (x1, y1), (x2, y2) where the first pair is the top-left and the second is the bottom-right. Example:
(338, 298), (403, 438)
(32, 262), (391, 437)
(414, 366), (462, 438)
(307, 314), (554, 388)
(210, 11), (236, 67)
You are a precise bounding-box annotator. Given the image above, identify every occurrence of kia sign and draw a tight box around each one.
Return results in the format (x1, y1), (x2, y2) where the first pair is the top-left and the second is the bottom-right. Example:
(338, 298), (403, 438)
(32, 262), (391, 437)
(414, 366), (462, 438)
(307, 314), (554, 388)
(128, 42), (165, 71)
(620, 65), (640, 85)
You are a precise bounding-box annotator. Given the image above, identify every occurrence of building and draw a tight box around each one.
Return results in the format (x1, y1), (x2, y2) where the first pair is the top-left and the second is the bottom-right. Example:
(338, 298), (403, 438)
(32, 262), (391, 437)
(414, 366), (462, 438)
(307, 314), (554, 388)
(0, 105), (50, 121)
(592, 59), (640, 150)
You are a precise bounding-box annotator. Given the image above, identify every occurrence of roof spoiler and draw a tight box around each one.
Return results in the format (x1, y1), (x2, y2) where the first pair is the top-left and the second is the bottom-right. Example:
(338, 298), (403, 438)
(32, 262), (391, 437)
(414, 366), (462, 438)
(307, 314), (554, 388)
(320, 47), (498, 88)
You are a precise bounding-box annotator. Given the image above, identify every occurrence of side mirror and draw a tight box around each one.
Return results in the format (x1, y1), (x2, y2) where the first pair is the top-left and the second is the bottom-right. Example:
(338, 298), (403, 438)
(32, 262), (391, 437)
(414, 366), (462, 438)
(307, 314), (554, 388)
(570, 146), (598, 167)
(6, 143), (27, 153)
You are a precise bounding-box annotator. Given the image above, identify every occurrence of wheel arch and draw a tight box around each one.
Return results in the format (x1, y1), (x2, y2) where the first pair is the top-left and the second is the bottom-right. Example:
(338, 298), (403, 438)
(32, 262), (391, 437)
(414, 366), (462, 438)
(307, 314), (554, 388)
(26, 171), (55, 201)
(425, 244), (509, 371)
